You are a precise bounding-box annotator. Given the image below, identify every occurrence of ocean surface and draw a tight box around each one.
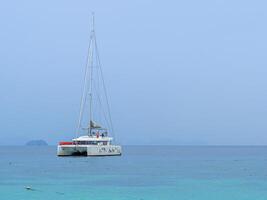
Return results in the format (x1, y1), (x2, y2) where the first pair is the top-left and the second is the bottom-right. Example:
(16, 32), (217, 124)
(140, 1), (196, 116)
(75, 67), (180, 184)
(1, 146), (267, 200)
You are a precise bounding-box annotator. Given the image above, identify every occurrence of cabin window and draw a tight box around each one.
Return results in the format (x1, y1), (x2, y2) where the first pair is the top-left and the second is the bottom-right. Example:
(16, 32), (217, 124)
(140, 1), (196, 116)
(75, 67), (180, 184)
(76, 141), (88, 145)
(75, 141), (108, 145)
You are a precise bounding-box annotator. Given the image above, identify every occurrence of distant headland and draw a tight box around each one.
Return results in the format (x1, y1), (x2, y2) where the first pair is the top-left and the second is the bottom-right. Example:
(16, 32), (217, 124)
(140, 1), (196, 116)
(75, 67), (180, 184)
(25, 140), (48, 146)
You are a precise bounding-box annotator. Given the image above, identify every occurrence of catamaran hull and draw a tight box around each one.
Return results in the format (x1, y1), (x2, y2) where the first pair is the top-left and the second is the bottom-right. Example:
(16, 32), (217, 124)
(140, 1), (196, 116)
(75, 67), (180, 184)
(57, 145), (122, 156)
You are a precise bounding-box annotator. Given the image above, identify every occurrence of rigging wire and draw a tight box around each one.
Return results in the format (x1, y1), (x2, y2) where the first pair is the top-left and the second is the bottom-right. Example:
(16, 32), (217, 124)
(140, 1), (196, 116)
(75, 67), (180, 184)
(75, 34), (92, 138)
(93, 33), (116, 142)
(92, 79), (111, 132)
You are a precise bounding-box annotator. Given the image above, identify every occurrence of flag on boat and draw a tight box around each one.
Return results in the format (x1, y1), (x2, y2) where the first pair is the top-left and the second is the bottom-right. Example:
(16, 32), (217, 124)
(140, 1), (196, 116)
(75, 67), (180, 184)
(90, 120), (102, 129)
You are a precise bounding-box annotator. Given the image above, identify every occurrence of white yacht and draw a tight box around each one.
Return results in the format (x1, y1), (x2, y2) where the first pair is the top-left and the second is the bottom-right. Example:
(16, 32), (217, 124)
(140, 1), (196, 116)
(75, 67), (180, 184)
(57, 14), (122, 156)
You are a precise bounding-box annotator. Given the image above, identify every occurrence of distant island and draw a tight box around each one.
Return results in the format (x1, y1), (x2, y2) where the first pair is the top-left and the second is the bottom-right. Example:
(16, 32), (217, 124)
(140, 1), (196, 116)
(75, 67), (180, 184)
(26, 140), (48, 146)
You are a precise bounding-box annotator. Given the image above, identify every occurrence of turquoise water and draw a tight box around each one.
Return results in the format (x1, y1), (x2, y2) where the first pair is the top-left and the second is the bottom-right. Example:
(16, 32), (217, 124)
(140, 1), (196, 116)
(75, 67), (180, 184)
(1, 146), (267, 199)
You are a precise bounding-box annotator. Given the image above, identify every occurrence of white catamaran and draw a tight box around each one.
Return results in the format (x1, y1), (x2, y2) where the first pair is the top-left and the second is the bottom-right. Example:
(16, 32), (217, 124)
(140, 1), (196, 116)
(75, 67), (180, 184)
(57, 15), (122, 156)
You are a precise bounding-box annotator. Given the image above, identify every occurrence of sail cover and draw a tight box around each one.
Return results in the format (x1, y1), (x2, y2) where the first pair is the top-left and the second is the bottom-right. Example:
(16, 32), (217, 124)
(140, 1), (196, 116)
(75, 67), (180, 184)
(90, 120), (102, 129)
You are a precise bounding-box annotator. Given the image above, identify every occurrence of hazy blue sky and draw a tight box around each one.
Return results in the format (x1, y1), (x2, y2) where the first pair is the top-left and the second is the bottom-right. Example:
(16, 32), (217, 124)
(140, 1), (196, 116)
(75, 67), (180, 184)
(0, 0), (266, 145)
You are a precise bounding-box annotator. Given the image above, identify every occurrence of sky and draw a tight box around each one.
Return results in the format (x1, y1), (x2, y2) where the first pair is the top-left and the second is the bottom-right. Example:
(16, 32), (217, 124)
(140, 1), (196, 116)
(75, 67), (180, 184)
(0, 0), (266, 145)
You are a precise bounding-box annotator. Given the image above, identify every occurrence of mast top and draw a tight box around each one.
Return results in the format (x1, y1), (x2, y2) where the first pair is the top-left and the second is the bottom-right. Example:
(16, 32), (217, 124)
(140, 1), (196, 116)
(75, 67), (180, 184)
(91, 12), (95, 33)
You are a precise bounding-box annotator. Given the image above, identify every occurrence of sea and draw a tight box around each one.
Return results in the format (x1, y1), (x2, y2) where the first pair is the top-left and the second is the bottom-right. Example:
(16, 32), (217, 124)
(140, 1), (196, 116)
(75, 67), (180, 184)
(1, 146), (267, 200)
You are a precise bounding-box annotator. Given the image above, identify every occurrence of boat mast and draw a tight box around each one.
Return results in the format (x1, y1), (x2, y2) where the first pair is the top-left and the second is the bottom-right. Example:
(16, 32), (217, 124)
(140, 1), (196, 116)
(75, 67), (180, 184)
(75, 13), (115, 139)
(75, 13), (95, 138)
(88, 13), (95, 136)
